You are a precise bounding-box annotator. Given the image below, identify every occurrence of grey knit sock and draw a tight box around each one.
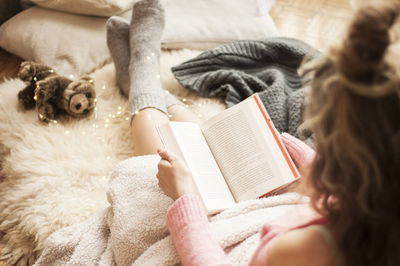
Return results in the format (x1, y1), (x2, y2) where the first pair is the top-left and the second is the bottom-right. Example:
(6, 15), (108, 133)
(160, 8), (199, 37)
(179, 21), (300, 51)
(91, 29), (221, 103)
(128, 0), (167, 115)
(107, 2), (184, 111)
(106, 16), (130, 97)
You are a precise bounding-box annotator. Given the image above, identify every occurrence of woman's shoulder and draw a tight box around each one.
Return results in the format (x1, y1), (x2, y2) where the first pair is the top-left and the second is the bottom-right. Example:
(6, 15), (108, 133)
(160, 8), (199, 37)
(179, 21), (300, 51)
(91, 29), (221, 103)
(266, 225), (338, 266)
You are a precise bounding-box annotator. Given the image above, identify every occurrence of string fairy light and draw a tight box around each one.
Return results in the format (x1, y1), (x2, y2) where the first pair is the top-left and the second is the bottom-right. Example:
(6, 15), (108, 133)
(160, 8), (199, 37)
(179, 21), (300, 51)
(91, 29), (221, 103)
(26, 61), (211, 164)
(48, 69), (208, 137)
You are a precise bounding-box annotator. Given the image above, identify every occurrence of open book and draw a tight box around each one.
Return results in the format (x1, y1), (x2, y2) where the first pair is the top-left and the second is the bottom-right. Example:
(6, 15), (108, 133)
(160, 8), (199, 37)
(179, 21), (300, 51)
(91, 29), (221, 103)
(157, 94), (300, 214)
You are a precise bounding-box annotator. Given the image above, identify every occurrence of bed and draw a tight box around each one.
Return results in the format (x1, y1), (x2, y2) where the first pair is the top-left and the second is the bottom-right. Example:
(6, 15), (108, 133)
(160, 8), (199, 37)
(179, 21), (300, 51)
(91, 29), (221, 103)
(0, 0), (354, 265)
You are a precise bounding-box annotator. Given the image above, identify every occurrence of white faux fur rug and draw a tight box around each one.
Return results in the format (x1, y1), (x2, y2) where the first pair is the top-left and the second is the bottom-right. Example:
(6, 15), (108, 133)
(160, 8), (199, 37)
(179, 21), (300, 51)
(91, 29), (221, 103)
(0, 49), (225, 265)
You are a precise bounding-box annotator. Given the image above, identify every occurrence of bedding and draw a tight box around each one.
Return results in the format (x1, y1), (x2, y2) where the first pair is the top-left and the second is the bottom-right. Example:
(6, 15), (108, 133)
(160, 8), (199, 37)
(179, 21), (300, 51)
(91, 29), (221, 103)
(0, 37), (314, 264)
(0, 0), (279, 77)
(0, 1), (283, 264)
(31, 0), (135, 16)
(0, 49), (224, 265)
(34, 156), (307, 266)
(30, 0), (276, 17)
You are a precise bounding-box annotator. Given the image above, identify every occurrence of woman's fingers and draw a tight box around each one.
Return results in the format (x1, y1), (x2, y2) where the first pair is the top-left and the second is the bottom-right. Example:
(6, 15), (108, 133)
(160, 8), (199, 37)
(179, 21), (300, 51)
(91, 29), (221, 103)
(157, 149), (177, 163)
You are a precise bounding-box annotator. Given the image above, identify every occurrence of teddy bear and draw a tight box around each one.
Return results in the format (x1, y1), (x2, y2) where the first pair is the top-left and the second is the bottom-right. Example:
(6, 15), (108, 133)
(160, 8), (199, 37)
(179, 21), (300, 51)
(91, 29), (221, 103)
(17, 61), (96, 123)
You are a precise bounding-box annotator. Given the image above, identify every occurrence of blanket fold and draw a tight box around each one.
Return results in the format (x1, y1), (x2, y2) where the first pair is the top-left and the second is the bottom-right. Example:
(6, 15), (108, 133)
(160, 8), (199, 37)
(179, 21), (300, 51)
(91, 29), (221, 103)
(34, 156), (308, 266)
(171, 37), (321, 139)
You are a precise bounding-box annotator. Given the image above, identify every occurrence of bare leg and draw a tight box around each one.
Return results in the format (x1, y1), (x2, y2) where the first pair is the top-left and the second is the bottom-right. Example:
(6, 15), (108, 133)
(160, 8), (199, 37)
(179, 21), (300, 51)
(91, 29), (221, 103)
(167, 105), (203, 124)
(132, 102), (203, 155)
(131, 108), (169, 156)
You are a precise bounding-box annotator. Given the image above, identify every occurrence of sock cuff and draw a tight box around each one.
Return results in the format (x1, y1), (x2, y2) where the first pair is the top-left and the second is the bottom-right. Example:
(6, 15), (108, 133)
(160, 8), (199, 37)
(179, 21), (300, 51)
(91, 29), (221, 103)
(130, 93), (167, 115)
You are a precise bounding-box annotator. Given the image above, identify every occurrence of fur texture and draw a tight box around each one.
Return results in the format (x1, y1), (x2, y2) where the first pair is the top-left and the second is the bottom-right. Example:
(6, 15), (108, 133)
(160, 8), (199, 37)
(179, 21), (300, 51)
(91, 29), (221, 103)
(0, 49), (225, 265)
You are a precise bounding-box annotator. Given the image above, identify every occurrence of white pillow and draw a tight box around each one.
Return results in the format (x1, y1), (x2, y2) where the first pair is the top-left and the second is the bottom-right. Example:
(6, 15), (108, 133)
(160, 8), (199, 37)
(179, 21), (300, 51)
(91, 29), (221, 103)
(162, 0), (279, 49)
(31, 0), (135, 16)
(0, 1), (279, 76)
(0, 7), (112, 77)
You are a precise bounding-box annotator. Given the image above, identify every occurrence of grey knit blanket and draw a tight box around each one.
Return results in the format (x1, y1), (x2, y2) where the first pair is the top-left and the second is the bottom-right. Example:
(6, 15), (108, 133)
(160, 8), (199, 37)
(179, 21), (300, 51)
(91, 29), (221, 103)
(172, 37), (321, 139)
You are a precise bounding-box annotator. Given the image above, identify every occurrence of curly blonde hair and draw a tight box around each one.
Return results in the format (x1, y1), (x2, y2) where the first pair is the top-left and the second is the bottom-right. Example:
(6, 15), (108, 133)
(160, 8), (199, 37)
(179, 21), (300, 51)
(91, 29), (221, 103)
(301, 2), (400, 266)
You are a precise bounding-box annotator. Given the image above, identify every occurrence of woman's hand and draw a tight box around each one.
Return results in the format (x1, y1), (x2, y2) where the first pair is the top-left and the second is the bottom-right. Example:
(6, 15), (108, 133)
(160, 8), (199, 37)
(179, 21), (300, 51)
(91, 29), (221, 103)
(156, 149), (198, 201)
(280, 133), (316, 170)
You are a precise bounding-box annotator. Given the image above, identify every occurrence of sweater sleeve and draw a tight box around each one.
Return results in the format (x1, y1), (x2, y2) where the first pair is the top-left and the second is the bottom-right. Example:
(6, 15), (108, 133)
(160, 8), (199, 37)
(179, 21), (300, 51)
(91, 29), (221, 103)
(166, 194), (232, 266)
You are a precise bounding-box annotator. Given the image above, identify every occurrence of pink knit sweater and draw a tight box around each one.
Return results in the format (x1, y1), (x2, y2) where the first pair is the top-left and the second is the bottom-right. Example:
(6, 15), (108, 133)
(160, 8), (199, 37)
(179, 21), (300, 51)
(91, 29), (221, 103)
(166, 133), (321, 266)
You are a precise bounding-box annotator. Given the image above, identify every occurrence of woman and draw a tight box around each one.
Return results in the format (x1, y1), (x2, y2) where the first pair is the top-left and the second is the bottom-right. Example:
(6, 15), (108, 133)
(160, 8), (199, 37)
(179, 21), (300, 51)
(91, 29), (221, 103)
(108, 0), (400, 265)
(158, 3), (400, 266)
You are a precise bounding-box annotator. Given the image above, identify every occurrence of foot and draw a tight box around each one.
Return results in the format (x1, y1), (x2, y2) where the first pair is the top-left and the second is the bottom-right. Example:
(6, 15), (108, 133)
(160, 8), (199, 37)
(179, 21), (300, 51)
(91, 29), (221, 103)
(106, 16), (130, 97)
(129, 0), (165, 65)
(127, 0), (167, 116)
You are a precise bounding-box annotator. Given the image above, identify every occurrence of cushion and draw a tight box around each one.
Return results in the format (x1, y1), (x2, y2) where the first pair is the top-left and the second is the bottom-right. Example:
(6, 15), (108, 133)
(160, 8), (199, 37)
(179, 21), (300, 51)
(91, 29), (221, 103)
(0, 7), (112, 77)
(162, 0), (278, 49)
(31, 0), (135, 16)
(0, 0), (279, 76)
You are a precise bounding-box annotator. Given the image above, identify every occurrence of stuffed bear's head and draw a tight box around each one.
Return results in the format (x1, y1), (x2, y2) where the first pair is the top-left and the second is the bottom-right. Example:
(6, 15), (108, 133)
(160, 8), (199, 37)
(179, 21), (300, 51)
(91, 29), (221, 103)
(62, 76), (96, 118)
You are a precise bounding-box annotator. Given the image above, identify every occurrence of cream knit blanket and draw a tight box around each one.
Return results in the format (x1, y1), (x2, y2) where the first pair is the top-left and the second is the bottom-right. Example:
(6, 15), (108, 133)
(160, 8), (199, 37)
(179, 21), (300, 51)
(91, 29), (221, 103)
(34, 155), (308, 266)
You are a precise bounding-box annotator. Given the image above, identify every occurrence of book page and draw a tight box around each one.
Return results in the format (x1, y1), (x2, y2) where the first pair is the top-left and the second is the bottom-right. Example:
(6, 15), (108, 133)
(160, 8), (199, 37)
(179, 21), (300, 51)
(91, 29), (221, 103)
(158, 122), (235, 214)
(202, 95), (299, 202)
